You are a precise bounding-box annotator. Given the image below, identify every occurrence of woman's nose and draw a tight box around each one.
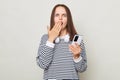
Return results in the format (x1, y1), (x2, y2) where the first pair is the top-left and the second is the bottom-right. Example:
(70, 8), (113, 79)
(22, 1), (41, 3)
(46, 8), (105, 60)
(59, 16), (62, 20)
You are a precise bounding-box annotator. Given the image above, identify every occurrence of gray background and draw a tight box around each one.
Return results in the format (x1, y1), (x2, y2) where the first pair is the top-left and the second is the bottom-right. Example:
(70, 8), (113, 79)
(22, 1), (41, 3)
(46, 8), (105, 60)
(0, 0), (120, 80)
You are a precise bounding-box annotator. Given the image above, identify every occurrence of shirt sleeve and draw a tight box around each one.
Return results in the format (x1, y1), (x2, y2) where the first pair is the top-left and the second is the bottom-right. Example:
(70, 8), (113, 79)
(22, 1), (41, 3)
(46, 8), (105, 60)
(46, 40), (55, 48)
(74, 40), (87, 73)
(36, 34), (54, 70)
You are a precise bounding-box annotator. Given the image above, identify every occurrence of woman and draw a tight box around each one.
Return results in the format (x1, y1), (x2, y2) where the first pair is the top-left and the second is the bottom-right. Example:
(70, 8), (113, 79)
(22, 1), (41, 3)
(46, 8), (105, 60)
(36, 4), (87, 80)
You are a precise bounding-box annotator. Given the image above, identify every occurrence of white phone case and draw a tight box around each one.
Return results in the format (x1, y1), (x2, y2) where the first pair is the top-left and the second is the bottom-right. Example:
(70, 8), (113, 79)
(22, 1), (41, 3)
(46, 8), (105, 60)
(72, 34), (83, 45)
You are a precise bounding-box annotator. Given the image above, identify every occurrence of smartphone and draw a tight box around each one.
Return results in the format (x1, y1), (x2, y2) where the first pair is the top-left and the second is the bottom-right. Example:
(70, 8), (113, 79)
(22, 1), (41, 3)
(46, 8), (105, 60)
(72, 34), (83, 45)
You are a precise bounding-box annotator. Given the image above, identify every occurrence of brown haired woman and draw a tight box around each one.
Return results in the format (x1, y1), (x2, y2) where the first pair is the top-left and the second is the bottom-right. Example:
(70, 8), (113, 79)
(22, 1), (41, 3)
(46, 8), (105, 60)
(36, 4), (87, 80)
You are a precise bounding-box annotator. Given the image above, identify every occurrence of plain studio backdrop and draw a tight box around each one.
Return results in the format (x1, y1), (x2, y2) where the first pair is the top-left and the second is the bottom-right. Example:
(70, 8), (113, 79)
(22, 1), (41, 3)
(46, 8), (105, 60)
(0, 0), (120, 80)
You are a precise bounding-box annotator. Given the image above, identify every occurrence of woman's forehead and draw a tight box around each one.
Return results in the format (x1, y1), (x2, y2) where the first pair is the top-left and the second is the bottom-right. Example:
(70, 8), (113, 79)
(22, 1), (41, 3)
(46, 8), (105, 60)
(55, 6), (67, 14)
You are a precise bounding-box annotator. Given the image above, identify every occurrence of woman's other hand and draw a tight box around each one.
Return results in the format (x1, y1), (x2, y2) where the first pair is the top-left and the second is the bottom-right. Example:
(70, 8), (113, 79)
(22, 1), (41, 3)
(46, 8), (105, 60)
(69, 43), (82, 59)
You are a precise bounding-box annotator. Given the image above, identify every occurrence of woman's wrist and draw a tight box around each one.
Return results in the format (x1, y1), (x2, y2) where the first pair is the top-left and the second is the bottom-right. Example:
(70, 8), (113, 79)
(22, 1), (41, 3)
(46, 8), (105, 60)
(73, 54), (80, 59)
(48, 38), (54, 43)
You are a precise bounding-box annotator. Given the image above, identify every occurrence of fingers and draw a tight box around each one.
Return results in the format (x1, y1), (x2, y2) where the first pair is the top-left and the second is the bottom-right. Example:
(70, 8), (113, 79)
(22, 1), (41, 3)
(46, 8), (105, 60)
(74, 43), (80, 48)
(54, 22), (59, 30)
(69, 45), (76, 52)
(57, 22), (62, 32)
(48, 21), (62, 37)
(53, 21), (62, 33)
(69, 44), (81, 54)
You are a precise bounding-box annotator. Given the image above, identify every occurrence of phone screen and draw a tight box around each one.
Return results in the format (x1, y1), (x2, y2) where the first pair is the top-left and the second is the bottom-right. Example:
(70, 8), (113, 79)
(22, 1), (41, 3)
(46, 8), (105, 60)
(74, 36), (79, 41)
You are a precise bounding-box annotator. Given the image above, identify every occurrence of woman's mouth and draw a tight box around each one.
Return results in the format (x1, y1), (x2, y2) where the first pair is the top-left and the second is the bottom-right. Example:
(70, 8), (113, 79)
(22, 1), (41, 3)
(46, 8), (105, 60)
(61, 22), (63, 25)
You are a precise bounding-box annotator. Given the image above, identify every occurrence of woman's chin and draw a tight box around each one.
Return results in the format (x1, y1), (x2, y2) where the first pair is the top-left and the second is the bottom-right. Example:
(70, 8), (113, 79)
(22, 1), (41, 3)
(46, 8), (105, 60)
(61, 26), (67, 30)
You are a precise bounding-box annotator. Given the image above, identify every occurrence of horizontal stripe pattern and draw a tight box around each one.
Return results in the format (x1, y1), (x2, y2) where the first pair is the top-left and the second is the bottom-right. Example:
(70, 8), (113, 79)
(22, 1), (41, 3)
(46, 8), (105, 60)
(36, 34), (87, 80)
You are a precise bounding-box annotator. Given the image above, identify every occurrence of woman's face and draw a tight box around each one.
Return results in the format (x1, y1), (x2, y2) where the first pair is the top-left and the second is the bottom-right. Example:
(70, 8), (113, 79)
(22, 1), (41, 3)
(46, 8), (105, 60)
(54, 6), (67, 30)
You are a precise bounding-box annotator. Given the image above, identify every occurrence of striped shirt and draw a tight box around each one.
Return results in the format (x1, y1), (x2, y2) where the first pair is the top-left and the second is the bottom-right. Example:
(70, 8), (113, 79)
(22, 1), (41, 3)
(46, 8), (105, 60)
(36, 34), (87, 80)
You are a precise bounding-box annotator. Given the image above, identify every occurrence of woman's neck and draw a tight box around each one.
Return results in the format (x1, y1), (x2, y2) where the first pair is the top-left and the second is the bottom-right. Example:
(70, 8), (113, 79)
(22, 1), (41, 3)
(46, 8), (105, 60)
(60, 29), (68, 37)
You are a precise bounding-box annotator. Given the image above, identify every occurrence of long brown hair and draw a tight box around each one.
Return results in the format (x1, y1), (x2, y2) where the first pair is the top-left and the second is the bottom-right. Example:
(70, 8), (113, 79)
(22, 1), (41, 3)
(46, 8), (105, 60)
(50, 4), (77, 41)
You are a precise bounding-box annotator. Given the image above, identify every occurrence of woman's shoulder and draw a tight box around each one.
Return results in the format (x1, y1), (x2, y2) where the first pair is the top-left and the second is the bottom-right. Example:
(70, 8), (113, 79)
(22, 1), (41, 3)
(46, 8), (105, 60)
(40, 34), (48, 40)
(39, 34), (48, 43)
(42, 34), (48, 37)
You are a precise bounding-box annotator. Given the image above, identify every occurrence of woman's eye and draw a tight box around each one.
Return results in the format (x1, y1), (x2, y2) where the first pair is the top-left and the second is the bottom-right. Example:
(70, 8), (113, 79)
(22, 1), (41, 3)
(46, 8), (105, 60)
(63, 14), (67, 17)
(55, 14), (59, 17)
